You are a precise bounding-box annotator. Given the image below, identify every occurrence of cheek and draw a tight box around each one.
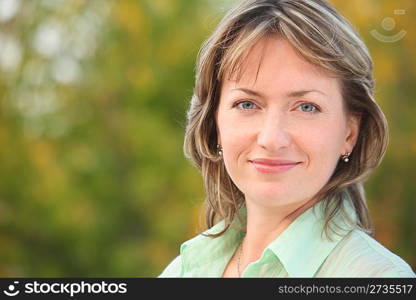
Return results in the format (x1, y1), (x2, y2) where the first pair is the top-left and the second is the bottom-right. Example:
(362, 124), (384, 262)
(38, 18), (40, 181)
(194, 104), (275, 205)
(217, 119), (252, 174)
(310, 130), (342, 152)
(220, 126), (249, 160)
(217, 110), (249, 147)
(302, 124), (346, 173)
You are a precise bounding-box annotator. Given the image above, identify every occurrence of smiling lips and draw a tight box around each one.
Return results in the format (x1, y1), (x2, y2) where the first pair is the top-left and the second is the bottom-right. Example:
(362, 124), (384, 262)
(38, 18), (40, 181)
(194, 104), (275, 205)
(249, 158), (301, 174)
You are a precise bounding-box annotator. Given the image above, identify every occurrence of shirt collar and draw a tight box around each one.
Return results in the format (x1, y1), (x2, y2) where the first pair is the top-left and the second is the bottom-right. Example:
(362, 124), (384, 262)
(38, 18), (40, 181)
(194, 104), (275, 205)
(179, 218), (244, 277)
(180, 199), (357, 277)
(267, 200), (357, 277)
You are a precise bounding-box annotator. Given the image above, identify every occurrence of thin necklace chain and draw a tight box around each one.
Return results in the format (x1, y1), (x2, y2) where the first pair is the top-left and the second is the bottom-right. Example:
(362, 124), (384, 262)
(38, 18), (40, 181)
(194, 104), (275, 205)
(237, 237), (244, 277)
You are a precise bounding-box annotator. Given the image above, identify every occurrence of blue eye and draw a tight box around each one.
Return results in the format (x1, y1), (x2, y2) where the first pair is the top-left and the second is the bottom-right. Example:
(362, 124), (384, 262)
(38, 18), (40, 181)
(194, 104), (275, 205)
(235, 101), (257, 110)
(299, 103), (319, 113)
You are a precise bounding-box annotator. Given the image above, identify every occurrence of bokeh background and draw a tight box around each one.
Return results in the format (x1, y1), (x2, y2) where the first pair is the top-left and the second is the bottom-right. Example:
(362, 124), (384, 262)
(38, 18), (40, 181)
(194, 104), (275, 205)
(0, 0), (414, 277)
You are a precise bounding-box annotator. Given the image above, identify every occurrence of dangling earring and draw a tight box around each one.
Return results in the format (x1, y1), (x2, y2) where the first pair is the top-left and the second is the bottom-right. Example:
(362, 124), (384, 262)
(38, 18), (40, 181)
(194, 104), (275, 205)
(217, 144), (223, 157)
(341, 152), (351, 163)
(216, 145), (224, 217)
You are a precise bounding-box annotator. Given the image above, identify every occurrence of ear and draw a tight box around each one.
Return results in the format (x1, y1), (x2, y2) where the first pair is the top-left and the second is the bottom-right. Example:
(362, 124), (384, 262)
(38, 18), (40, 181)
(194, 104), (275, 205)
(344, 114), (361, 152)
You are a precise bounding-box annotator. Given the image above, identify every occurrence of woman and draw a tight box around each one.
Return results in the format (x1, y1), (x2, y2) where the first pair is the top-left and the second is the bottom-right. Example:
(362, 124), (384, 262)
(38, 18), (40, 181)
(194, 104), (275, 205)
(160, 0), (415, 277)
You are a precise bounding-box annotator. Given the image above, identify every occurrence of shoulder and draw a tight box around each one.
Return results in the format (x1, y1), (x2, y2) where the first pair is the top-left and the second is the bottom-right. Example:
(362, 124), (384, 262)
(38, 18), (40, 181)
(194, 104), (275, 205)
(317, 229), (415, 277)
(158, 255), (182, 278)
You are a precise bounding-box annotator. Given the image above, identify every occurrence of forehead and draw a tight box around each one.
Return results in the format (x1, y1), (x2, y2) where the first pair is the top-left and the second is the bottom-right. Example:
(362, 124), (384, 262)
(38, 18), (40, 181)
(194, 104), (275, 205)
(221, 35), (340, 96)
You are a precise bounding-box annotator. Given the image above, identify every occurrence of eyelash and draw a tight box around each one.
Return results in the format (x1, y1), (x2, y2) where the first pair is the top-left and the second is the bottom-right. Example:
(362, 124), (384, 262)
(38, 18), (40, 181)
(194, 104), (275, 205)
(233, 100), (321, 114)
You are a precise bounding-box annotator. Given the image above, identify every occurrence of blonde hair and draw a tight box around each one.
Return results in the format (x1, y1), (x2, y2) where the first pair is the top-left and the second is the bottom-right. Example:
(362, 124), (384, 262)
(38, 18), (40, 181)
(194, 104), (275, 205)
(183, 0), (388, 239)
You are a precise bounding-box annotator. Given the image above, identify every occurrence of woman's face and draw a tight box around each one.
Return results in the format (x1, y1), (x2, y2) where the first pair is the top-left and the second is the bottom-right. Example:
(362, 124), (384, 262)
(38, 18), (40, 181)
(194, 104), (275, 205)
(216, 35), (360, 210)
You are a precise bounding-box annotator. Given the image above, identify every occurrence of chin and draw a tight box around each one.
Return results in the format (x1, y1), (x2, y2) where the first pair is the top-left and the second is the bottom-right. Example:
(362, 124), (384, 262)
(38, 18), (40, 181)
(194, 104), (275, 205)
(246, 189), (293, 206)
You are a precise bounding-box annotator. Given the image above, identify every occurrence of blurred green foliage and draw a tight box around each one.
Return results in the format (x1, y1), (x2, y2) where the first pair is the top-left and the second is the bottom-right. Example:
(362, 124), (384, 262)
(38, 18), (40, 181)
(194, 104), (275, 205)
(0, 0), (414, 277)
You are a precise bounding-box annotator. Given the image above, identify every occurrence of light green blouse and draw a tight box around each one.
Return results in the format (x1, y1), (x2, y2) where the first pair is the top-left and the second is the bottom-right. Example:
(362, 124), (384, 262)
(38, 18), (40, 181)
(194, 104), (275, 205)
(159, 200), (415, 277)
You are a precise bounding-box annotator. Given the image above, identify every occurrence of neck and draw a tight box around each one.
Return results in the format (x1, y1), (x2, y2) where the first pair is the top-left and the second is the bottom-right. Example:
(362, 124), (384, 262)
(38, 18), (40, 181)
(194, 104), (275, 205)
(240, 197), (317, 269)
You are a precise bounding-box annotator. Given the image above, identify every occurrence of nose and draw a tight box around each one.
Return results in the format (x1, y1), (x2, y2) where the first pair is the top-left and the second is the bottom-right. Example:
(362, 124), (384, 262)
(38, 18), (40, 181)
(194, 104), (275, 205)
(256, 112), (291, 151)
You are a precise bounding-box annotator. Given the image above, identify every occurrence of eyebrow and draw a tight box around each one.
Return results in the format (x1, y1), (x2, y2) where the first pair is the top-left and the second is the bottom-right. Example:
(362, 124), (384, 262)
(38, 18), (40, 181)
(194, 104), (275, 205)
(231, 88), (327, 98)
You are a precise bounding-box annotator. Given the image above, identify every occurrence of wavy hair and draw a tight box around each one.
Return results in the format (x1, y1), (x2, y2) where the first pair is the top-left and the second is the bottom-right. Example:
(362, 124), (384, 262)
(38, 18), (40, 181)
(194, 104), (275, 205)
(183, 0), (388, 239)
